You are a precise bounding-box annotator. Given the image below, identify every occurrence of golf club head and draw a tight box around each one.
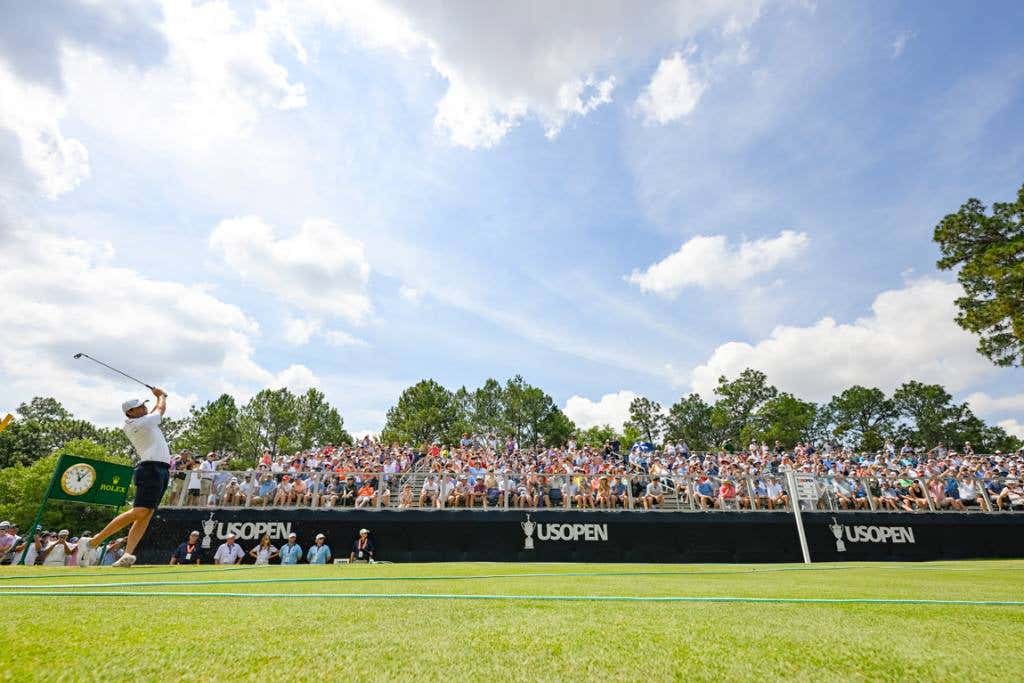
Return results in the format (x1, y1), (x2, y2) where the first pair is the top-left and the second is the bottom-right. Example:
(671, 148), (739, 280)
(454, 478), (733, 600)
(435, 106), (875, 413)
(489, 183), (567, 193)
(73, 353), (83, 358)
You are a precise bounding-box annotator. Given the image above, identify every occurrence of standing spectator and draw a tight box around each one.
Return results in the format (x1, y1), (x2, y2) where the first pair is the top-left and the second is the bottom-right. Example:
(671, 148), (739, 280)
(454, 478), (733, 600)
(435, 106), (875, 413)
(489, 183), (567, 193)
(41, 529), (72, 566)
(0, 522), (16, 564)
(249, 535), (279, 565)
(213, 533), (245, 565)
(200, 452), (231, 500)
(350, 528), (374, 563)
(170, 530), (203, 564)
(307, 534), (331, 564)
(280, 533), (302, 565)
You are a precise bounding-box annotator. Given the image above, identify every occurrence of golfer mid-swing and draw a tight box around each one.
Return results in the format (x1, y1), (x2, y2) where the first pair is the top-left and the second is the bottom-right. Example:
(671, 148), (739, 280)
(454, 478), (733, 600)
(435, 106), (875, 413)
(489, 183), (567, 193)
(77, 386), (170, 567)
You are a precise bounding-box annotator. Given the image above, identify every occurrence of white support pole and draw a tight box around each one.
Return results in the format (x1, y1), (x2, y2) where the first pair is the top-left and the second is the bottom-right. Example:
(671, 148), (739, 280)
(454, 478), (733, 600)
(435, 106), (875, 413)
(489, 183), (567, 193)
(785, 470), (812, 564)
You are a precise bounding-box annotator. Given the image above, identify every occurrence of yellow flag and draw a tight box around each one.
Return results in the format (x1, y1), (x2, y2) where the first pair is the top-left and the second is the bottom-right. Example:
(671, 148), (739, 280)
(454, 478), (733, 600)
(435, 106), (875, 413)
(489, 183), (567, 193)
(0, 414), (12, 434)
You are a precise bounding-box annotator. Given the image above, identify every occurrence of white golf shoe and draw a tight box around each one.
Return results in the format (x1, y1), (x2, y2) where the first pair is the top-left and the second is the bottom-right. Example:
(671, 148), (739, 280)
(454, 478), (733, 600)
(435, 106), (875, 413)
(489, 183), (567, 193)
(75, 537), (95, 567)
(111, 553), (136, 568)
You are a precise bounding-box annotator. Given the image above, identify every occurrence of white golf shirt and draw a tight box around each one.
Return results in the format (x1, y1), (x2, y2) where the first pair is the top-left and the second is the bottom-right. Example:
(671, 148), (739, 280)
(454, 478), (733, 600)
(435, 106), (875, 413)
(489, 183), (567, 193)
(123, 413), (170, 465)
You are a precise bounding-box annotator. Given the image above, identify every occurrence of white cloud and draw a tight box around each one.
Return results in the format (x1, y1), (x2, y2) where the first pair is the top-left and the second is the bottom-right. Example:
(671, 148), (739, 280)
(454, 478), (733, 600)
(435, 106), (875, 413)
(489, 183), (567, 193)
(317, 0), (762, 148)
(966, 392), (1024, 416)
(688, 278), (996, 401)
(0, 229), (310, 425)
(636, 51), (707, 124)
(626, 230), (808, 296)
(892, 29), (915, 58)
(563, 390), (638, 431)
(210, 216), (371, 323)
(283, 317), (322, 345)
(268, 365), (320, 394)
(998, 419), (1024, 440)
(0, 64), (89, 198)
(398, 285), (423, 303)
(323, 330), (369, 348)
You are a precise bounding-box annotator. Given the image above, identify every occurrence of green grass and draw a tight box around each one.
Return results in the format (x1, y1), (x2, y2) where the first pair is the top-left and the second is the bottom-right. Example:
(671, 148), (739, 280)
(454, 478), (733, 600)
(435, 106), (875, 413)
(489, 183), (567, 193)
(2, 561), (1023, 681)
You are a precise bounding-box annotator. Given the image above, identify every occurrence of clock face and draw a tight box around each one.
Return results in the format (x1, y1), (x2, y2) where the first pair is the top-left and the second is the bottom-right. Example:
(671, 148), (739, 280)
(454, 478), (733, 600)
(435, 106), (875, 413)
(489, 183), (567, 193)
(60, 463), (97, 496)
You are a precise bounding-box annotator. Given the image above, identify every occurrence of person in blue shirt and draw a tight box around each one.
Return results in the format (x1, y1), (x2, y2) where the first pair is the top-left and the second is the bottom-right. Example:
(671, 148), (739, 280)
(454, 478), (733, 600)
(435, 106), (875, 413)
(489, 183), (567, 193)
(306, 533), (331, 564)
(279, 533), (302, 565)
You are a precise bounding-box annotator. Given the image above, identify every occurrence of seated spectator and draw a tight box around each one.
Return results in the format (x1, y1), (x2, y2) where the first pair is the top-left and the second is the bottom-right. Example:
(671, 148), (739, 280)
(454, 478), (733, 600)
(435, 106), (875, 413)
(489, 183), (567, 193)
(468, 477), (487, 508)
(717, 479), (739, 510)
(448, 476), (470, 508)
(420, 475), (440, 508)
(994, 478), (1024, 511)
(765, 476), (788, 509)
(752, 478), (771, 510)
(879, 479), (900, 510)
(484, 473), (505, 509)
(355, 481), (376, 508)
(694, 476), (715, 510)
(595, 476), (613, 509)
(927, 476), (954, 510)
(643, 477), (665, 510)
(903, 479), (929, 511)
(610, 477), (628, 508)
(251, 475), (277, 507)
(957, 475), (981, 508)
(832, 475), (854, 509)
(272, 476), (293, 506)
(350, 528), (374, 563)
(398, 483), (414, 509)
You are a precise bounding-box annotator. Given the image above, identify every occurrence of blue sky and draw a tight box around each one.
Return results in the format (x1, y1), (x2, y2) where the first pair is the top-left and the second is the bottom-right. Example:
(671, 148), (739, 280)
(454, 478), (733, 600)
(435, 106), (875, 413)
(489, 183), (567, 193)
(1, 0), (1022, 437)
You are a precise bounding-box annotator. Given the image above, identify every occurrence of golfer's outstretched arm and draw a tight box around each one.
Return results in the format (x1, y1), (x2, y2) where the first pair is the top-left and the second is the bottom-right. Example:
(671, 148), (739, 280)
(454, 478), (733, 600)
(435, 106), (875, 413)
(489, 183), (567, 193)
(151, 387), (167, 416)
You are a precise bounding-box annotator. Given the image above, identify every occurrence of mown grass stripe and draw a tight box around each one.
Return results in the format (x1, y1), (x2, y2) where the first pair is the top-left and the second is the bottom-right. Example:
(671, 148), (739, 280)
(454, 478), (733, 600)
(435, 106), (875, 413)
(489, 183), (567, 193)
(1, 590), (1022, 606)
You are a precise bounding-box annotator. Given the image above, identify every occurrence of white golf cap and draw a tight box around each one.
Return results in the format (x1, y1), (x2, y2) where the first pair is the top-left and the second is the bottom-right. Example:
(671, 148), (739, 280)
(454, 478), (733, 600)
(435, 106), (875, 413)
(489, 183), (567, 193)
(288, 532), (297, 538)
(359, 528), (369, 534)
(315, 533), (325, 540)
(58, 529), (69, 536)
(0, 521), (9, 528)
(121, 398), (148, 413)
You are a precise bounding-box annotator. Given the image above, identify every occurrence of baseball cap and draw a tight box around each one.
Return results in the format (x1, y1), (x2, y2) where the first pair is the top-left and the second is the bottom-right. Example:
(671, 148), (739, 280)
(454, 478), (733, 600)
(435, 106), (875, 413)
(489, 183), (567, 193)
(189, 530), (200, 536)
(121, 398), (149, 413)
(58, 529), (69, 537)
(288, 532), (297, 538)
(226, 532), (236, 539)
(0, 521), (9, 529)
(359, 528), (369, 534)
(315, 533), (325, 540)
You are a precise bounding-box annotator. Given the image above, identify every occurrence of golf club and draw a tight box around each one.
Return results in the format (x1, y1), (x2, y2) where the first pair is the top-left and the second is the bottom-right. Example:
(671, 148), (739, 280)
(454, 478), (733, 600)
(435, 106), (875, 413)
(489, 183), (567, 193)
(73, 353), (155, 391)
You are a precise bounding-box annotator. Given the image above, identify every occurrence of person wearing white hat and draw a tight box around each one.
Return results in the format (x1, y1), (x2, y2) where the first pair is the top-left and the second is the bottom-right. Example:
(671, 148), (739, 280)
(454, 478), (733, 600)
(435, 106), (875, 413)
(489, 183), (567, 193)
(77, 386), (171, 568)
(279, 532), (302, 565)
(349, 528), (375, 563)
(212, 533), (245, 565)
(306, 533), (331, 564)
(41, 529), (72, 566)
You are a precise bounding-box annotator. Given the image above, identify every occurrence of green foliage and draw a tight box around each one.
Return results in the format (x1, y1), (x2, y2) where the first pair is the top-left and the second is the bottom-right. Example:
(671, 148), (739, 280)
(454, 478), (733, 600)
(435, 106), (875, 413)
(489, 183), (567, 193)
(574, 424), (619, 449)
(821, 386), (897, 451)
(176, 393), (239, 455)
(296, 388), (352, 449)
(625, 396), (665, 444)
(381, 380), (459, 446)
(664, 393), (714, 449)
(742, 393), (817, 448)
(713, 369), (778, 447)
(0, 439), (131, 532)
(934, 182), (1024, 367)
(237, 388), (300, 461)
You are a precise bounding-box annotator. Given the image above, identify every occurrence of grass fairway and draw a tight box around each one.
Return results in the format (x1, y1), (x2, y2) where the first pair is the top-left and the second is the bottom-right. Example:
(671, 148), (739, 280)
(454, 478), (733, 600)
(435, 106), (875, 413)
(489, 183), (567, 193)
(2, 561), (1022, 681)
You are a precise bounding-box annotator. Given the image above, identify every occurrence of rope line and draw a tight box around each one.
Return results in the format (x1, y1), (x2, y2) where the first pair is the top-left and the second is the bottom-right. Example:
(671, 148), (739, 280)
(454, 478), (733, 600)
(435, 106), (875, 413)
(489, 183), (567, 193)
(1, 590), (1022, 606)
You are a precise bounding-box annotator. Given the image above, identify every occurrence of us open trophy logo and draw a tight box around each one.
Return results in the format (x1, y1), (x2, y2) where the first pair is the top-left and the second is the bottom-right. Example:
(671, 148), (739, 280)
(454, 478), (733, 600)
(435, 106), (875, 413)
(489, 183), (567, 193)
(829, 517), (846, 552)
(201, 512), (216, 549)
(521, 514), (535, 550)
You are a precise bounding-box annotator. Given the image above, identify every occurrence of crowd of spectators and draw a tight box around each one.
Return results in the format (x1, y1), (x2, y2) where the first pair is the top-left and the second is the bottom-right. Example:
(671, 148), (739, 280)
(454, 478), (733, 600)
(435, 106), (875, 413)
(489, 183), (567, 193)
(0, 523), (126, 566)
(160, 434), (1024, 513)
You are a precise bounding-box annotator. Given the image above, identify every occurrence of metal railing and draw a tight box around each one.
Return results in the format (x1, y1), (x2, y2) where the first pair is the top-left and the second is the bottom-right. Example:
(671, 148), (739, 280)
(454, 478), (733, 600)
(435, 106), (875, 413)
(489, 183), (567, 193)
(159, 470), (1024, 514)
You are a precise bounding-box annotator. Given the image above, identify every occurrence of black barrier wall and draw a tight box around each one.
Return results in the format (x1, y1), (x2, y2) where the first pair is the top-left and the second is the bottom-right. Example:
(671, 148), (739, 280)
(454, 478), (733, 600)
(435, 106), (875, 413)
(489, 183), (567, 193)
(136, 509), (1024, 565)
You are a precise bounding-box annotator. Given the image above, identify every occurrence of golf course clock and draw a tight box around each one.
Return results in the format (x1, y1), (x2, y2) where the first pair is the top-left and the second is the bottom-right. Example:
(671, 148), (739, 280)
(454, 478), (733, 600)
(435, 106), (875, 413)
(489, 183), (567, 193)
(60, 462), (97, 496)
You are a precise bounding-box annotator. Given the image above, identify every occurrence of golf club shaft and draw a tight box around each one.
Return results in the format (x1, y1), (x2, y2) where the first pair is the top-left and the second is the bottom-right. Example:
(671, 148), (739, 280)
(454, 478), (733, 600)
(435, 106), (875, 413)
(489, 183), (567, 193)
(75, 353), (154, 390)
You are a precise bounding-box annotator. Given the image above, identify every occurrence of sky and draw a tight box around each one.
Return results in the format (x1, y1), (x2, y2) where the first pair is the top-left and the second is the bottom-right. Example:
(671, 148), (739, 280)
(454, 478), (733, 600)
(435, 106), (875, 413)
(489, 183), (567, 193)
(1, 0), (1022, 439)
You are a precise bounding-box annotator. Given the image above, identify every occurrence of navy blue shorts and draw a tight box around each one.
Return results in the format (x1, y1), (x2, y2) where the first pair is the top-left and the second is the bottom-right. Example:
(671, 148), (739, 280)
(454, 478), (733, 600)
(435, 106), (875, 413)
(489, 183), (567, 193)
(133, 461), (170, 509)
